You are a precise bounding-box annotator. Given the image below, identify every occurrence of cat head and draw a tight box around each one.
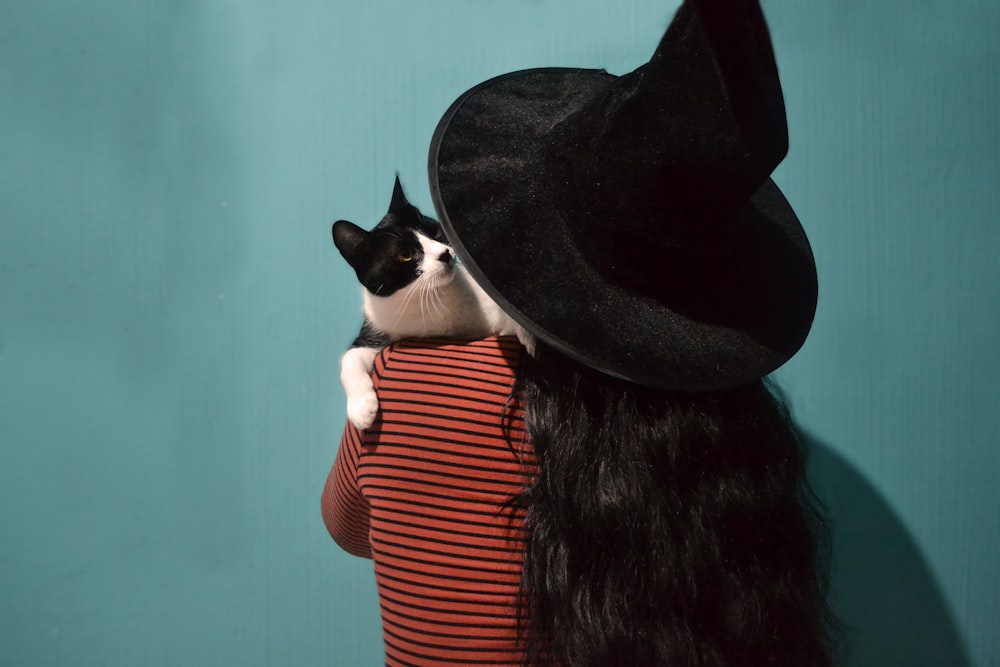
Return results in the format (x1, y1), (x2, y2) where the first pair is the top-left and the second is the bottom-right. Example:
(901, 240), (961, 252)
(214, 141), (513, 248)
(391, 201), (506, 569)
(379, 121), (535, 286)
(332, 177), (455, 297)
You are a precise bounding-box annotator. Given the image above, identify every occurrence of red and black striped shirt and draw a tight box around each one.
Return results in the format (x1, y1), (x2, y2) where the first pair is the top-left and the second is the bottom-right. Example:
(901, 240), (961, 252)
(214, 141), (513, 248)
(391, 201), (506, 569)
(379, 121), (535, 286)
(322, 336), (539, 666)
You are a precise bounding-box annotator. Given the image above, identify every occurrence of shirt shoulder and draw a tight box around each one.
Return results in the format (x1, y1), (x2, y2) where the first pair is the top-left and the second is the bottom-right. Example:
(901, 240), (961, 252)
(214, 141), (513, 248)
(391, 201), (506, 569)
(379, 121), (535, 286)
(373, 336), (524, 389)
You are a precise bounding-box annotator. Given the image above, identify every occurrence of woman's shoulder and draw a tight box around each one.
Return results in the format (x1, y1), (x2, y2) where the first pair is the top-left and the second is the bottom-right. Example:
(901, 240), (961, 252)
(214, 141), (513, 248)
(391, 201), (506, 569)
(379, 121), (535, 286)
(374, 336), (524, 384)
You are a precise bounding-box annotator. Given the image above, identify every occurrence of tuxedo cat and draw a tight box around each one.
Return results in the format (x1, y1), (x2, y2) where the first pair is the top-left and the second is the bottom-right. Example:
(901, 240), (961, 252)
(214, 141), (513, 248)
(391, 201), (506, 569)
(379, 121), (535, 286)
(333, 177), (525, 429)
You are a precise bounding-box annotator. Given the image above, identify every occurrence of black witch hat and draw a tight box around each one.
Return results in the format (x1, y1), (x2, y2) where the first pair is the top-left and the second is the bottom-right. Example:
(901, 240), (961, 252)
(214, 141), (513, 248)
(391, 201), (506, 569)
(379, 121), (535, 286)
(428, 0), (817, 389)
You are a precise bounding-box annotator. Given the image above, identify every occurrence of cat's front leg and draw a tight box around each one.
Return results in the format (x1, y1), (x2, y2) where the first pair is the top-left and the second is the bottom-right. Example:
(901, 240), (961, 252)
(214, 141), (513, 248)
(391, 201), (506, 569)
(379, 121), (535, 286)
(341, 346), (381, 430)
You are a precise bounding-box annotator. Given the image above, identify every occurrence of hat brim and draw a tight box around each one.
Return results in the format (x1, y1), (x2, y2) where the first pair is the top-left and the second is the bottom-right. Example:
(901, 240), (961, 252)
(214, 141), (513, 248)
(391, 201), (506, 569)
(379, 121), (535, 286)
(429, 68), (817, 389)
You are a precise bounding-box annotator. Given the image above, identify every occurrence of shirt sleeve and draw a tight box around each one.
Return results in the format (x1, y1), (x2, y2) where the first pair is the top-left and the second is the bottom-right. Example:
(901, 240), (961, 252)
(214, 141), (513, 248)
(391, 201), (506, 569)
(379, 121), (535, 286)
(321, 419), (372, 558)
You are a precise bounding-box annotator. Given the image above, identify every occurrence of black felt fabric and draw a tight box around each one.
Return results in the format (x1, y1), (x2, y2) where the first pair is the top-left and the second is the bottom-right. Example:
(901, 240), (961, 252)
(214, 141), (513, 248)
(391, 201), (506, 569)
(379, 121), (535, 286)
(427, 0), (818, 389)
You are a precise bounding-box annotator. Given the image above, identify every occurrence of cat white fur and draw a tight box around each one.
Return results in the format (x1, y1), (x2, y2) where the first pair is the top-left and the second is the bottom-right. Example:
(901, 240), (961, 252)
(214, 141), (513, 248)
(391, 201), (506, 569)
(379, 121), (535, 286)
(342, 232), (531, 429)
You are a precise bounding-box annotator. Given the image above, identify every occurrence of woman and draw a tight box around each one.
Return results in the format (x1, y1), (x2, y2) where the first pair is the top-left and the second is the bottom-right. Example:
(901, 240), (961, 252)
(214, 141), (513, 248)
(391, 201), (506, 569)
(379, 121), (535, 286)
(323, 0), (839, 664)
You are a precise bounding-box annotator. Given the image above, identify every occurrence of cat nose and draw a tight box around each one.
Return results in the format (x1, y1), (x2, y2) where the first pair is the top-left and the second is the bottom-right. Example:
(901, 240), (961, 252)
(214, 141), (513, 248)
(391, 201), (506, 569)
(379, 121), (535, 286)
(438, 249), (453, 265)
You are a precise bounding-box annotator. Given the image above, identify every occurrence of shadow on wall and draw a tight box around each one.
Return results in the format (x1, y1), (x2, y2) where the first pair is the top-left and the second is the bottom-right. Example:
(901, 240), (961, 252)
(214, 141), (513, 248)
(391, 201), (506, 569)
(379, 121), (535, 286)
(801, 432), (971, 667)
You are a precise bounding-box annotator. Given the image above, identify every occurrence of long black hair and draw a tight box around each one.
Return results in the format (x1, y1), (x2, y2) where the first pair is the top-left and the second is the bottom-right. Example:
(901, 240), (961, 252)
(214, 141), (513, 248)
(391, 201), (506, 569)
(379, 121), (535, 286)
(515, 343), (839, 666)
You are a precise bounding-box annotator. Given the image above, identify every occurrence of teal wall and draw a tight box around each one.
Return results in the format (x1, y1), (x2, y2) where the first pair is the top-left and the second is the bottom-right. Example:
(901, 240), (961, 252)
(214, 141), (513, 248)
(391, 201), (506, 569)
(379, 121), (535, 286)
(1, 1), (996, 665)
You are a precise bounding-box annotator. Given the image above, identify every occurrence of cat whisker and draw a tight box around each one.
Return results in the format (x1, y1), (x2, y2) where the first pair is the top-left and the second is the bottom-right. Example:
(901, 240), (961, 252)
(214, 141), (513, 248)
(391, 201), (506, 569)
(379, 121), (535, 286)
(431, 276), (450, 315)
(418, 280), (433, 331)
(392, 282), (420, 327)
(428, 279), (448, 316)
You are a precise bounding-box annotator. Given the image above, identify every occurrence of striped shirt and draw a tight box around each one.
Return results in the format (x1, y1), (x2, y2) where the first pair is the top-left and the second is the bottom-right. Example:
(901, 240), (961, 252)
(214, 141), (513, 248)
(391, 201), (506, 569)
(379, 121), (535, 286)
(322, 336), (539, 666)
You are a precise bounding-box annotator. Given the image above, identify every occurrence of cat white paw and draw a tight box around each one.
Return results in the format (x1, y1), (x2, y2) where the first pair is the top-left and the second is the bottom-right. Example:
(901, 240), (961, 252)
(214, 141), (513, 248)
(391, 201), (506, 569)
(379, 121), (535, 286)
(347, 389), (380, 430)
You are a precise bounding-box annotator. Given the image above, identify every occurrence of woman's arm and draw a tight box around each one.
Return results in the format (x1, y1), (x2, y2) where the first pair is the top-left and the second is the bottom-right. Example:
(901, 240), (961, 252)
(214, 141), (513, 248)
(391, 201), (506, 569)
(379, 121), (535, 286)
(321, 415), (373, 558)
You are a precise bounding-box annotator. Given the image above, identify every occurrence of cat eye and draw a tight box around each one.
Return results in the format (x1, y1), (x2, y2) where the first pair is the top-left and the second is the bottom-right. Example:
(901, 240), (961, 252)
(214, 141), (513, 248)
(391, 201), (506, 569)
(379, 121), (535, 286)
(396, 249), (415, 262)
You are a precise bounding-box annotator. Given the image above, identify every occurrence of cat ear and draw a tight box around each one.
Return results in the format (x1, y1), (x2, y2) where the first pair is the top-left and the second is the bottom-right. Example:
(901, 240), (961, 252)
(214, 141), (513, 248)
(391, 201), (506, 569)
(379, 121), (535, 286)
(332, 220), (368, 267)
(389, 174), (411, 213)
